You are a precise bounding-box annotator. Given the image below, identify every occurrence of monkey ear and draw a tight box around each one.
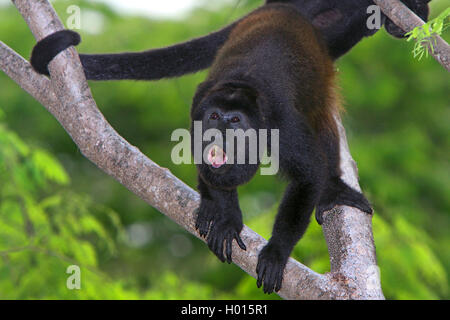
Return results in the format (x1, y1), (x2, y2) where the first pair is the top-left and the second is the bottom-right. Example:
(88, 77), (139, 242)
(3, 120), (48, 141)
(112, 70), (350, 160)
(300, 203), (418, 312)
(311, 8), (344, 30)
(222, 81), (259, 106)
(192, 80), (215, 108)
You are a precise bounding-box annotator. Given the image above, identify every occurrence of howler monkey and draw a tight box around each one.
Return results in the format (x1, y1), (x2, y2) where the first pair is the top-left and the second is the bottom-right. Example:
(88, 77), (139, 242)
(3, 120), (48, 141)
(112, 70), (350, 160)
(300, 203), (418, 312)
(30, 0), (431, 80)
(191, 3), (372, 294)
(28, 1), (428, 295)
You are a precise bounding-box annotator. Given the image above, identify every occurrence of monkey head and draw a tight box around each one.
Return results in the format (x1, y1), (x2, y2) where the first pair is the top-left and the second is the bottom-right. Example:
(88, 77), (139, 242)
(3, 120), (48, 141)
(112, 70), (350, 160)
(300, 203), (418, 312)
(191, 82), (265, 189)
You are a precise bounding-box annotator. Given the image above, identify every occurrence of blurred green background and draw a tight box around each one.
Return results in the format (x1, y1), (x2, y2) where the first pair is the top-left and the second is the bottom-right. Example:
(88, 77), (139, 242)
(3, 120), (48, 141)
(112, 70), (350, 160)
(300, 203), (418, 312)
(0, 0), (448, 299)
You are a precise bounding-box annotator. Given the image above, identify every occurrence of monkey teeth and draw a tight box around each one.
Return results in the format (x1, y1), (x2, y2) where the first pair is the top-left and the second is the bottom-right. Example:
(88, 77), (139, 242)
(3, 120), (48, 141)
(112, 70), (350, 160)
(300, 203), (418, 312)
(208, 145), (227, 168)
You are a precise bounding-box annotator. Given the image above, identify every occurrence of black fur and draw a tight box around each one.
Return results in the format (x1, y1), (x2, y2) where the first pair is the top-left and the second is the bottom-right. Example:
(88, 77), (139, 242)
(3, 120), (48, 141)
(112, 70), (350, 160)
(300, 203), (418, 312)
(30, 0), (431, 80)
(191, 4), (372, 294)
(30, 30), (81, 75)
(31, 25), (235, 80)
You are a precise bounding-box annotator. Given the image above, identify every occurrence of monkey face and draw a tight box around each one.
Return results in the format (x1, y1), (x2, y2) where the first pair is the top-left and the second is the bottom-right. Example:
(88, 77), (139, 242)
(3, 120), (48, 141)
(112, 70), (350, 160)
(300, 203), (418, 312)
(191, 86), (263, 188)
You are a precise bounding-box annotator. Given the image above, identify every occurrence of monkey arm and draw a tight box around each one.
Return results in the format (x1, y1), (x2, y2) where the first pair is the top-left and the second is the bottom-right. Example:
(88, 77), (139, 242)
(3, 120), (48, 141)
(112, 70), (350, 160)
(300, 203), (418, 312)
(195, 178), (246, 263)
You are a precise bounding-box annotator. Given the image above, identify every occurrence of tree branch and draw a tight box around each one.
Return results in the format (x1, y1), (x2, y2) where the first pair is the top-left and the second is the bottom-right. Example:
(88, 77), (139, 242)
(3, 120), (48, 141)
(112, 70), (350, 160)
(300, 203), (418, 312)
(373, 0), (450, 72)
(1, 0), (384, 299)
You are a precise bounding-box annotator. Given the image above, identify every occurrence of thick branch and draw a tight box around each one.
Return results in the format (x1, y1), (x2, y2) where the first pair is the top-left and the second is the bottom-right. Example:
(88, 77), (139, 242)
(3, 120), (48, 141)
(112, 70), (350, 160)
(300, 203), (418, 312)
(1, 0), (384, 299)
(374, 0), (450, 72)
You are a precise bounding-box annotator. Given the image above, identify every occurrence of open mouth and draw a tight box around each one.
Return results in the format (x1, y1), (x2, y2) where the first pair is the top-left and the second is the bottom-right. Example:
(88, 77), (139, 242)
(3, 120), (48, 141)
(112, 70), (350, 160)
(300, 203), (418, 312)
(207, 145), (228, 169)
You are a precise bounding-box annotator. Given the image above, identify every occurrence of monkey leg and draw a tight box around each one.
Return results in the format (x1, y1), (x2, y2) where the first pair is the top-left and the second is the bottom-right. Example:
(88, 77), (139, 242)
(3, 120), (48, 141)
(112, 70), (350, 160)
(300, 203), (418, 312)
(256, 180), (320, 294)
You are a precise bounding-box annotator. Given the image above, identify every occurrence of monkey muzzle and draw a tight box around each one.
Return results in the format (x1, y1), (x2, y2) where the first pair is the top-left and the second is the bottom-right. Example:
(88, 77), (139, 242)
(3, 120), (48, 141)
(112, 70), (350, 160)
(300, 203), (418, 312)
(207, 145), (228, 169)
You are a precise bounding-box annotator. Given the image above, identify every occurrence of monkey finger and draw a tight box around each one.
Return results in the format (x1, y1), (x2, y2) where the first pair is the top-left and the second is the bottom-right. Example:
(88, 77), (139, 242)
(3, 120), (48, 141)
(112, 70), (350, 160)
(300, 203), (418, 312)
(215, 237), (226, 263)
(274, 269), (283, 293)
(315, 210), (324, 225)
(226, 235), (233, 264)
(234, 233), (246, 251)
(197, 225), (207, 238)
(194, 210), (208, 237)
(263, 268), (275, 294)
(354, 199), (373, 214)
(256, 263), (265, 289)
(197, 221), (212, 238)
(256, 275), (263, 289)
(264, 266), (279, 294)
(208, 238), (218, 260)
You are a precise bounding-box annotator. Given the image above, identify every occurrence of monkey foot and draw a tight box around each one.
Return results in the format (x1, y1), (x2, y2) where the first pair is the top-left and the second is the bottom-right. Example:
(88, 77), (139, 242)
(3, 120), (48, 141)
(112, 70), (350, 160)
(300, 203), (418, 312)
(256, 242), (287, 294)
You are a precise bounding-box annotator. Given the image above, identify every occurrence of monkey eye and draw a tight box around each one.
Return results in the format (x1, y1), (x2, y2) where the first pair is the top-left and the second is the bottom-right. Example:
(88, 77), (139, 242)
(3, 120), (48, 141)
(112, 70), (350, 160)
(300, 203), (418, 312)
(209, 112), (220, 120)
(231, 116), (240, 123)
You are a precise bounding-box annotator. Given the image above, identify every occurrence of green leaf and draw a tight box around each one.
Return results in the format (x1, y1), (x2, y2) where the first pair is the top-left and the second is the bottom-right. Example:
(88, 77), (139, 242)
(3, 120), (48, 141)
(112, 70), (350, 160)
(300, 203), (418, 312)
(31, 150), (70, 185)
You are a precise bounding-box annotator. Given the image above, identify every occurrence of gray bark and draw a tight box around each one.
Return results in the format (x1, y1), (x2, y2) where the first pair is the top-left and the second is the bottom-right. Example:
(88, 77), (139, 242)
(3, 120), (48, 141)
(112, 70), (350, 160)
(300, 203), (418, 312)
(0, 0), (384, 299)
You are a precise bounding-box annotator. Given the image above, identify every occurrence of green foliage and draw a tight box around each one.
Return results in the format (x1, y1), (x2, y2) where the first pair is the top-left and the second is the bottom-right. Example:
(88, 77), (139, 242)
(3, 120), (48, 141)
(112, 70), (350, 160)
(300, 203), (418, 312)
(0, 0), (448, 299)
(373, 215), (448, 299)
(0, 121), (130, 298)
(0, 120), (224, 299)
(405, 7), (450, 60)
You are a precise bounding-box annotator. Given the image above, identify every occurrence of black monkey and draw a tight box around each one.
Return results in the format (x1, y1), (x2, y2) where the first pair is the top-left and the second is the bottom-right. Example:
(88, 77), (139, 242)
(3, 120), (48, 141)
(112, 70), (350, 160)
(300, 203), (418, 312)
(190, 3), (372, 294)
(27, 0), (428, 294)
(30, 0), (431, 80)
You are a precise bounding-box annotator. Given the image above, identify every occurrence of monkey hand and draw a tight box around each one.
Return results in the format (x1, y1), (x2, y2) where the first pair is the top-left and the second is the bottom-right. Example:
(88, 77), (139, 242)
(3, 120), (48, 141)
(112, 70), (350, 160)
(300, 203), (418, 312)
(195, 203), (246, 263)
(30, 30), (81, 75)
